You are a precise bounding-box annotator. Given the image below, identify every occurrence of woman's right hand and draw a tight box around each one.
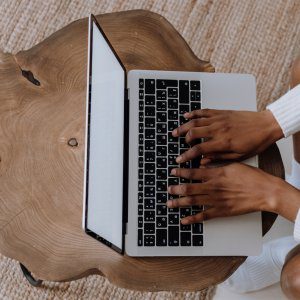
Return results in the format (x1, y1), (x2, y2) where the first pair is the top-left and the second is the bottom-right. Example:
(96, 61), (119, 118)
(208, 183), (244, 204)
(172, 109), (284, 164)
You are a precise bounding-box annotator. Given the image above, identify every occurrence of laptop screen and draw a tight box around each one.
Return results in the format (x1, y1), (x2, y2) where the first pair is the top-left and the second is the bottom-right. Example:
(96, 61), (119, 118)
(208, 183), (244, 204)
(84, 15), (125, 252)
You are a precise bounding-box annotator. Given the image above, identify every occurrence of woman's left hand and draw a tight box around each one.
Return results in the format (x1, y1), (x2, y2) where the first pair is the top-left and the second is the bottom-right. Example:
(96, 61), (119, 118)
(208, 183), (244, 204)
(167, 163), (290, 224)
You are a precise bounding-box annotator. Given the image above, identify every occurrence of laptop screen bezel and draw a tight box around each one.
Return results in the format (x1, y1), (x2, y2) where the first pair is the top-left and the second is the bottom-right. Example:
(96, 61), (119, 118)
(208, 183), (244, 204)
(84, 14), (128, 254)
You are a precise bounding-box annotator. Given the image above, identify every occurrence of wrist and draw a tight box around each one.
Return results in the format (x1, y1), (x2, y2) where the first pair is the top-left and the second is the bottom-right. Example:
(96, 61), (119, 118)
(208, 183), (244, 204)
(265, 177), (300, 222)
(261, 110), (284, 143)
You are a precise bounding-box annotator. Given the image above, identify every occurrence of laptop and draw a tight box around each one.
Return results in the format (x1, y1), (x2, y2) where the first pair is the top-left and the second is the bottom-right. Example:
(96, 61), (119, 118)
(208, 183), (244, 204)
(82, 14), (262, 256)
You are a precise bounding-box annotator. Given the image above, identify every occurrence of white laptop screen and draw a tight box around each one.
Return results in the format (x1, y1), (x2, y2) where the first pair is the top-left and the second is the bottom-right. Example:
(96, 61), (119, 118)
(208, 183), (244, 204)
(85, 16), (125, 251)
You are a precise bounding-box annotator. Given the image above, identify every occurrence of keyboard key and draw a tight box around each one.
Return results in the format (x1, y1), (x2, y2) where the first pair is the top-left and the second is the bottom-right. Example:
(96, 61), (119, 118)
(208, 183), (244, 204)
(179, 80), (189, 103)
(168, 143), (178, 154)
(181, 232), (192, 246)
(145, 140), (155, 151)
(144, 223), (155, 234)
(168, 213), (179, 225)
(157, 90), (167, 100)
(156, 229), (167, 246)
(144, 163), (155, 174)
(139, 79), (144, 88)
(180, 160), (190, 169)
(144, 234), (155, 246)
(168, 88), (178, 98)
(168, 155), (177, 165)
(145, 95), (155, 105)
(180, 116), (187, 125)
(145, 106), (155, 117)
(138, 229), (143, 246)
(157, 101), (167, 111)
(139, 101), (144, 111)
(195, 91), (201, 101)
(157, 180), (167, 192)
(144, 186), (155, 197)
(139, 134), (143, 144)
(139, 90), (144, 99)
(138, 204), (143, 215)
(157, 112), (167, 122)
(156, 158), (167, 169)
(180, 137), (189, 149)
(138, 217), (143, 228)
(180, 223), (191, 231)
(157, 134), (167, 145)
(157, 79), (178, 89)
(168, 110), (178, 120)
(138, 192), (143, 203)
(145, 129), (155, 139)
(139, 122), (143, 133)
(192, 223), (203, 234)
(139, 112), (143, 122)
(139, 145), (143, 156)
(157, 146), (167, 156)
(144, 210), (155, 221)
(145, 198), (155, 209)
(145, 151), (155, 162)
(145, 79), (155, 94)
(138, 157), (143, 168)
(157, 123), (167, 134)
(156, 192), (167, 203)
(168, 121), (178, 131)
(145, 175), (155, 185)
(156, 216), (167, 228)
(192, 157), (200, 168)
(191, 102), (201, 111)
(168, 226), (179, 246)
(157, 204), (167, 215)
(190, 91), (196, 101)
(157, 168), (167, 180)
(168, 207), (179, 213)
(192, 235), (203, 246)
(138, 168), (143, 179)
(138, 181), (143, 191)
(190, 80), (201, 90)
(168, 132), (178, 143)
(179, 104), (190, 115)
(145, 117), (155, 128)
(168, 177), (179, 186)
(180, 207), (191, 218)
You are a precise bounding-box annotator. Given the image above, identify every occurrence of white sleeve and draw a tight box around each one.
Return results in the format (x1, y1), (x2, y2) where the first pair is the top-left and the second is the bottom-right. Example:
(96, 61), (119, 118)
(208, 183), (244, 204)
(267, 84), (300, 137)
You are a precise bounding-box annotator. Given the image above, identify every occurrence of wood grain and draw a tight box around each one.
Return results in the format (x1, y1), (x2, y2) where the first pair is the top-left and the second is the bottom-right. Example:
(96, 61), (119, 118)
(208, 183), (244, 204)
(0, 10), (282, 291)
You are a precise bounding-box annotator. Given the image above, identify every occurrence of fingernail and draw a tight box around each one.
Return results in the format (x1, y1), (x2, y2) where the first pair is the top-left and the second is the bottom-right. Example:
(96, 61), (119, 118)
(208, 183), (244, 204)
(172, 129), (178, 136)
(181, 218), (189, 225)
(168, 186), (172, 193)
(166, 200), (172, 207)
(184, 112), (190, 118)
(176, 156), (182, 163)
(171, 168), (176, 175)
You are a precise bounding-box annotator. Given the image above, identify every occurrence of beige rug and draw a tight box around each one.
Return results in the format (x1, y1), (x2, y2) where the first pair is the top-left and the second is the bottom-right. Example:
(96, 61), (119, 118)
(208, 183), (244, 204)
(1, 0), (300, 299)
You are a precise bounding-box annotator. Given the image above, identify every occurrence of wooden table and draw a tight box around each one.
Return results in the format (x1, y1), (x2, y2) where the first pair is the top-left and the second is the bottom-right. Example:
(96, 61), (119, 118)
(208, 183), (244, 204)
(0, 10), (283, 291)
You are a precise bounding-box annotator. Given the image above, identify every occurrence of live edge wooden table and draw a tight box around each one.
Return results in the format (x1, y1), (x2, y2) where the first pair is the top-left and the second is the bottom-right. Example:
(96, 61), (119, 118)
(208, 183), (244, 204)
(0, 10), (283, 291)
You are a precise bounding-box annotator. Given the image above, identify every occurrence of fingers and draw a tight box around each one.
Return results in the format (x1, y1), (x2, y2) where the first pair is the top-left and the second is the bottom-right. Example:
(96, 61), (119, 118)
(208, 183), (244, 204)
(170, 167), (216, 181)
(200, 152), (243, 165)
(166, 195), (211, 208)
(172, 118), (211, 137)
(183, 108), (221, 119)
(181, 208), (222, 224)
(176, 140), (220, 163)
(185, 127), (210, 144)
(168, 182), (211, 196)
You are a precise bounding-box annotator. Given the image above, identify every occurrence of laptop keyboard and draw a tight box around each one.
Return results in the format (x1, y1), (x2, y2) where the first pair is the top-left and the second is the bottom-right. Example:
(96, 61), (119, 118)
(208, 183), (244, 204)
(137, 78), (204, 247)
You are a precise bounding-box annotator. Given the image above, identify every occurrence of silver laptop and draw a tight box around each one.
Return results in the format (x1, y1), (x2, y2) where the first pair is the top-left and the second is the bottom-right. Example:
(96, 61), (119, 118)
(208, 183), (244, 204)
(82, 14), (262, 256)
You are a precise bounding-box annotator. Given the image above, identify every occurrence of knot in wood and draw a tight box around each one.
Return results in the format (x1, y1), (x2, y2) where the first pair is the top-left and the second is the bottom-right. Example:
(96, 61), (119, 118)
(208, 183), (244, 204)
(68, 138), (78, 147)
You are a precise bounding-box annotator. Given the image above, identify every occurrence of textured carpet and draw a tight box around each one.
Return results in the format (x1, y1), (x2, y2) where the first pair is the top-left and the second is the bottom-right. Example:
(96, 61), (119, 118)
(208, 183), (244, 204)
(1, 0), (300, 299)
